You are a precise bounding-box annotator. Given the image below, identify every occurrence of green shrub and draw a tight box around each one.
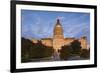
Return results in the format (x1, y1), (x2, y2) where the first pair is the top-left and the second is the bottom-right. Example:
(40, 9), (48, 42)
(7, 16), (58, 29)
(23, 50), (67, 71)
(59, 40), (82, 60)
(60, 45), (72, 60)
(21, 38), (54, 62)
(21, 38), (34, 62)
(70, 40), (81, 55)
(30, 41), (54, 59)
(80, 49), (90, 59)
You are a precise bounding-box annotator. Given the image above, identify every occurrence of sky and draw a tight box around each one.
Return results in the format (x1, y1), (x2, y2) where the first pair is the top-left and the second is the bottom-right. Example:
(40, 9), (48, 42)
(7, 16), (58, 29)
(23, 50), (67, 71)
(21, 10), (90, 44)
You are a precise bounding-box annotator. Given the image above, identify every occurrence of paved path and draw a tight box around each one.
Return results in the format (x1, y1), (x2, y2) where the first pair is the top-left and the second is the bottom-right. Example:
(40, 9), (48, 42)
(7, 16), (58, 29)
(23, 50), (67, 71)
(52, 51), (60, 61)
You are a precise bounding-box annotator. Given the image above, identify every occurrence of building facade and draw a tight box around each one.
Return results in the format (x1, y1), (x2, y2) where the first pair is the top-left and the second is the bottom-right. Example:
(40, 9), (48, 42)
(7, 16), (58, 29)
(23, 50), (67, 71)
(32, 19), (87, 52)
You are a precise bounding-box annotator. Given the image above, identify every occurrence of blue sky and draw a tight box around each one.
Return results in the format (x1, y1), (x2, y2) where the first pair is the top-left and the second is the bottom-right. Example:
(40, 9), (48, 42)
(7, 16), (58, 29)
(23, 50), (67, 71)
(21, 10), (90, 44)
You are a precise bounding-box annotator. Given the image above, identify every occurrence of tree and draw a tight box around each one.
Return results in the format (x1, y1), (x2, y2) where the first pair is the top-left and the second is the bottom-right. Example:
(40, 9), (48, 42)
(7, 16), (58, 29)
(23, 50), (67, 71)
(21, 37), (34, 62)
(60, 45), (72, 60)
(80, 49), (90, 59)
(28, 40), (54, 59)
(21, 38), (54, 62)
(70, 40), (81, 55)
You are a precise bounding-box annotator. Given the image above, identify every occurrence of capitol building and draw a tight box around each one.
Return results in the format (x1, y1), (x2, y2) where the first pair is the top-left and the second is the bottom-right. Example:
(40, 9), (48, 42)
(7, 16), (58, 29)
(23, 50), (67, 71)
(32, 19), (87, 52)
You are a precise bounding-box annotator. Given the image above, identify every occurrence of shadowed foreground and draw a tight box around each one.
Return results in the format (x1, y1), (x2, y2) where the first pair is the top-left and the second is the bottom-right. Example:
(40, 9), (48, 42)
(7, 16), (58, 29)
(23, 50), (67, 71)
(21, 37), (90, 63)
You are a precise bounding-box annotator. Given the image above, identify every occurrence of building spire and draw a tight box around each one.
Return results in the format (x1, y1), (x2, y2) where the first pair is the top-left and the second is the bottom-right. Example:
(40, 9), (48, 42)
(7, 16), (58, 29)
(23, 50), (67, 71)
(55, 19), (62, 27)
(57, 19), (60, 24)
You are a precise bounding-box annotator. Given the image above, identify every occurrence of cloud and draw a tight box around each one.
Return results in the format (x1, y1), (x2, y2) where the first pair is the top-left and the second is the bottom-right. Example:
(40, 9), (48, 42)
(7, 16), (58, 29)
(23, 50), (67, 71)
(63, 22), (89, 38)
(21, 10), (90, 43)
(57, 16), (65, 20)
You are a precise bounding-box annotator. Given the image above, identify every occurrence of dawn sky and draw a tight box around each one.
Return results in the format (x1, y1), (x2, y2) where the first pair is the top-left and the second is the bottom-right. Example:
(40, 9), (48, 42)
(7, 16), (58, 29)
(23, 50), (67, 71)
(21, 10), (90, 44)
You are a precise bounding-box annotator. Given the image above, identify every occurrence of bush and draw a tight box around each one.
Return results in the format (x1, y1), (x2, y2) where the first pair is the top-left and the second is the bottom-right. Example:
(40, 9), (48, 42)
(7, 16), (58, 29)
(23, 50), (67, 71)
(30, 41), (54, 59)
(60, 45), (72, 60)
(80, 49), (90, 59)
(70, 40), (81, 55)
(59, 40), (82, 60)
(21, 38), (34, 62)
(21, 38), (54, 62)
